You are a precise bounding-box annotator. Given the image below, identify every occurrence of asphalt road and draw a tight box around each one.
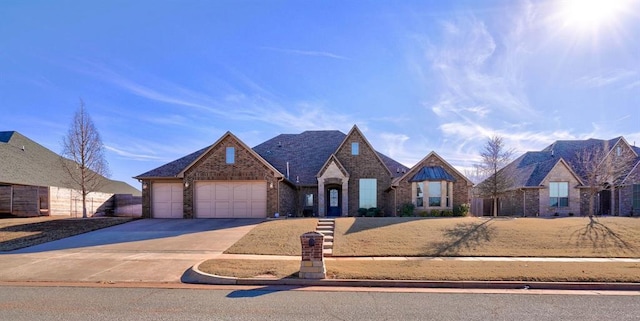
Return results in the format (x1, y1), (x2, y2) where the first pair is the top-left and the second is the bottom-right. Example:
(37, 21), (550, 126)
(0, 285), (638, 320)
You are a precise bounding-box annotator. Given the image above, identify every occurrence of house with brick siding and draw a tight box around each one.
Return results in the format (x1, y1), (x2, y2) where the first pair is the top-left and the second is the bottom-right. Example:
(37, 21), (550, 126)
(474, 137), (640, 217)
(134, 125), (473, 218)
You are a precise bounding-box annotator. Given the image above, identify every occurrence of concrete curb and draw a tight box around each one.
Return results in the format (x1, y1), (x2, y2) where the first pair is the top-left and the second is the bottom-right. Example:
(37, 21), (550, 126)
(183, 260), (640, 291)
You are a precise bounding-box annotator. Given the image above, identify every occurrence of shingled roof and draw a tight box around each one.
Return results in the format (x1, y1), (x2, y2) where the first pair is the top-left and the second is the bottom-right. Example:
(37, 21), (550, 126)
(0, 131), (140, 196)
(137, 130), (410, 185)
(495, 137), (640, 189)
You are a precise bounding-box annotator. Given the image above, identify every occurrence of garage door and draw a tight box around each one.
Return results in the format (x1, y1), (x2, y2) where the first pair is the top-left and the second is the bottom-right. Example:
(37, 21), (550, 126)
(195, 181), (266, 218)
(152, 182), (183, 218)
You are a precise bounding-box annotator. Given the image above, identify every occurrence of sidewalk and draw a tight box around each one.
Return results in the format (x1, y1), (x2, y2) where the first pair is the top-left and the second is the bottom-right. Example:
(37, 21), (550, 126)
(182, 254), (640, 291)
(214, 254), (640, 263)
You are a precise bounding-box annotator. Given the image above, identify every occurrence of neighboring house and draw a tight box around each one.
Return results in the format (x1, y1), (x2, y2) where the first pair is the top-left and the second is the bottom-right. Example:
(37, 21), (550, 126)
(0, 131), (141, 217)
(473, 137), (640, 217)
(134, 125), (473, 218)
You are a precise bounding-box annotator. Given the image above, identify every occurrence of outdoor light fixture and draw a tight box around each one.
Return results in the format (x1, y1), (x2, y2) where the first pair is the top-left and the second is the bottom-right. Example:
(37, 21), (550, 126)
(184, 181), (190, 188)
(142, 183), (148, 190)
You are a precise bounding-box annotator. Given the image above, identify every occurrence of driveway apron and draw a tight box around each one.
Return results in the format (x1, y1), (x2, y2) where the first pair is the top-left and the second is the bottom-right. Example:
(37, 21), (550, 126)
(0, 219), (262, 283)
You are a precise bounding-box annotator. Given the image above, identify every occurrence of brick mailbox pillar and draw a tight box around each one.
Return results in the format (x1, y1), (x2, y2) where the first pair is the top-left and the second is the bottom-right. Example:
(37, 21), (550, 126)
(299, 231), (326, 279)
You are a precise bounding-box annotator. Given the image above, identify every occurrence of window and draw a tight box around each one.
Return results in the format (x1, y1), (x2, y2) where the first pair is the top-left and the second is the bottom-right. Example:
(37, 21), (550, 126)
(616, 145), (622, 156)
(305, 194), (314, 207)
(359, 179), (377, 208)
(416, 182), (424, 207)
(633, 184), (640, 213)
(549, 182), (569, 207)
(428, 181), (441, 207)
(351, 142), (359, 155)
(329, 189), (339, 207)
(445, 182), (450, 207)
(225, 147), (235, 164)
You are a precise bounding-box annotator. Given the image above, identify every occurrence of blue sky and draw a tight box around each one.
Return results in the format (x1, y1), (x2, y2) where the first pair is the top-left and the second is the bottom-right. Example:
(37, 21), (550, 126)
(2, 0), (639, 188)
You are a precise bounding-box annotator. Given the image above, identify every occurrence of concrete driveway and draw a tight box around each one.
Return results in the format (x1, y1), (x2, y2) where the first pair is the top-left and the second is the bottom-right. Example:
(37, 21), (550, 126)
(0, 219), (262, 283)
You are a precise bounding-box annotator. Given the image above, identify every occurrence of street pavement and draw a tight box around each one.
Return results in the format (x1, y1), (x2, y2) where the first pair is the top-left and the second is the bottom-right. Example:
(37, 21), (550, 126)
(0, 219), (262, 283)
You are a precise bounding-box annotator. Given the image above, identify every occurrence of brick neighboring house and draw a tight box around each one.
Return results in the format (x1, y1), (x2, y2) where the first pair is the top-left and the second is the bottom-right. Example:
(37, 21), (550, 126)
(134, 125), (473, 218)
(0, 131), (141, 217)
(473, 137), (640, 217)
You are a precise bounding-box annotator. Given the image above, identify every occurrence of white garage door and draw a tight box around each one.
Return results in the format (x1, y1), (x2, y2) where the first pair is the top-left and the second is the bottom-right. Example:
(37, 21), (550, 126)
(152, 182), (183, 218)
(195, 181), (266, 218)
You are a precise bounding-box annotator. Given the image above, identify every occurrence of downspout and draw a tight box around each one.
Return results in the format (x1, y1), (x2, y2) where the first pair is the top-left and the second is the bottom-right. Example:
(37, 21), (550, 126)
(276, 176), (284, 215)
(390, 185), (397, 216)
(521, 188), (525, 217)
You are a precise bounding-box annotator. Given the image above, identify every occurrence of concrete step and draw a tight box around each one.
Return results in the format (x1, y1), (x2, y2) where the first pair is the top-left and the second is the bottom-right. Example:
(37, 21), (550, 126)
(317, 230), (334, 236)
(323, 241), (333, 249)
(316, 226), (333, 231)
(323, 235), (334, 241)
(323, 248), (333, 256)
(317, 221), (334, 226)
(318, 218), (335, 222)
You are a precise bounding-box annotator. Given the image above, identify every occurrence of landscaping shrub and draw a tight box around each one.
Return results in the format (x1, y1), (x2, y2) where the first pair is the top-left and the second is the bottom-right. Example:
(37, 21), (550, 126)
(453, 203), (470, 217)
(357, 208), (368, 217)
(417, 210), (429, 217)
(399, 203), (415, 217)
(430, 209), (440, 217)
(442, 210), (453, 217)
(366, 207), (381, 217)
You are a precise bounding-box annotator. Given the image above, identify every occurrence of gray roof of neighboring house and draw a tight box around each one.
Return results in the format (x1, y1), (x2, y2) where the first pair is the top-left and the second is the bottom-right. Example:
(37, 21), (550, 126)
(409, 166), (457, 182)
(0, 131), (141, 196)
(137, 130), (410, 185)
(494, 137), (640, 189)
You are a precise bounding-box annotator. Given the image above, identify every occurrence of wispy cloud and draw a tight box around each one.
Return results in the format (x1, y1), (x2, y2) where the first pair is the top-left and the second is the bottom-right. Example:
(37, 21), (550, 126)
(76, 61), (358, 138)
(573, 69), (637, 88)
(260, 47), (348, 60)
(104, 145), (167, 162)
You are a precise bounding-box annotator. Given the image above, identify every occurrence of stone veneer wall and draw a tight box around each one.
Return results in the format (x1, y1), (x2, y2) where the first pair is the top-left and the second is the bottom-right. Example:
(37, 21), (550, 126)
(334, 130), (391, 216)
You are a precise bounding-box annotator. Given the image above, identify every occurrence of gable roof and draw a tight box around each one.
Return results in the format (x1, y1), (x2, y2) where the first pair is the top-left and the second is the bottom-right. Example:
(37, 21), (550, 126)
(0, 131), (140, 196)
(138, 128), (410, 186)
(396, 151), (474, 186)
(490, 136), (640, 189)
(334, 125), (394, 178)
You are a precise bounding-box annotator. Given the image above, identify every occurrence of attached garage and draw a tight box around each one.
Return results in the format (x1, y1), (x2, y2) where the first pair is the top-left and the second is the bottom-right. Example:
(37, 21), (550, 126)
(195, 181), (266, 218)
(152, 182), (183, 218)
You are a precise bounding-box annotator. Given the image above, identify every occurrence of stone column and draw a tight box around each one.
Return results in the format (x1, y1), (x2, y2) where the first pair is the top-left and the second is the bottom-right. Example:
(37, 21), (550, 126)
(299, 231), (326, 279)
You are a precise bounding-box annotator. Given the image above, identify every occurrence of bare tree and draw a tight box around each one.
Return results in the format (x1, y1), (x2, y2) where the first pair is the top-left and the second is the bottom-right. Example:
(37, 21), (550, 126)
(476, 136), (513, 216)
(61, 100), (110, 218)
(572, 143), (636, 217)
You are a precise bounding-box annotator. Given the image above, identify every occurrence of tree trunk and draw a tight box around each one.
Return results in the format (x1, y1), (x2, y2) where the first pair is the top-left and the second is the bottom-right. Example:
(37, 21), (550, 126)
(82, 193), (87, 218)
(493, 197), (498, 217)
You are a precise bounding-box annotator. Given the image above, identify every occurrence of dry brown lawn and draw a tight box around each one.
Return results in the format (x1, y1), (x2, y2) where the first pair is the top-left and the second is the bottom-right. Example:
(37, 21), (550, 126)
(0, 216), (135, 251)
(224, 218), (318, 255)
(334, 217), (640, 257)
(199, 259), (640, 282)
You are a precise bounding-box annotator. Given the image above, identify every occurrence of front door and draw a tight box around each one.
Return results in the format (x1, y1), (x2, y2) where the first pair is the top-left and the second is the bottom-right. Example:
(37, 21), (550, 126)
(326, 187), (341, 217)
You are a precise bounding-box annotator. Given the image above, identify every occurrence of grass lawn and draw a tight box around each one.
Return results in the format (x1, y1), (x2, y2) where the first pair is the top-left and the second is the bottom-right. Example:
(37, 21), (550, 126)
(224, 218), (318, 255)
(211, 216), (640, 281)
(0, 216), (135, 251)
(334, 217), (640, 257)
(198, 259), (640, 282)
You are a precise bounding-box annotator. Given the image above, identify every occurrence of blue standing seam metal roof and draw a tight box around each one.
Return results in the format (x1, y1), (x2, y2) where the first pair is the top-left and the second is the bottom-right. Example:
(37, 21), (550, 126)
(409, 166), (457, 182)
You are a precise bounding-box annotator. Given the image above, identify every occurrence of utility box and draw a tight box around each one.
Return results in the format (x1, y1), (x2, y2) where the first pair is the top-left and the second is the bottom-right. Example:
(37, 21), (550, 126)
(299, 231), (326, 279)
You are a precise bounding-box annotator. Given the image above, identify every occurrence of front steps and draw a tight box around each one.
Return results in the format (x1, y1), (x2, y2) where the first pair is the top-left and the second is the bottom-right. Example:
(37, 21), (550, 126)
(316, 218), (335, 257)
